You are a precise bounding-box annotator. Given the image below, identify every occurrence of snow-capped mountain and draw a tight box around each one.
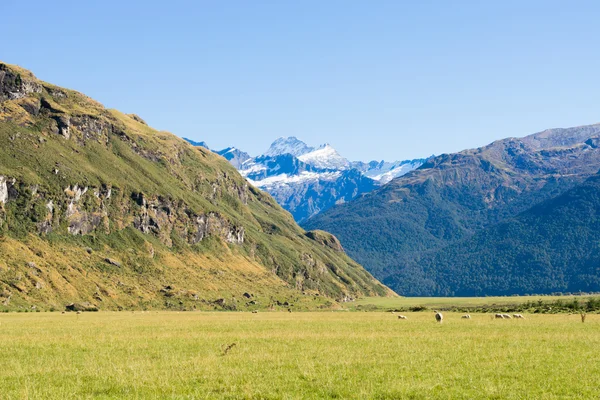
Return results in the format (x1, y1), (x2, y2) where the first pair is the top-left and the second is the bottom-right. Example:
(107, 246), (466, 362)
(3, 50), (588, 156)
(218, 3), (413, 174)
(215, 147), (251, 169)
(185, 137), (429, 222)
(264, 136), (315, 157)
(351, 159), (427, 184)
(298, 144), (350, 170)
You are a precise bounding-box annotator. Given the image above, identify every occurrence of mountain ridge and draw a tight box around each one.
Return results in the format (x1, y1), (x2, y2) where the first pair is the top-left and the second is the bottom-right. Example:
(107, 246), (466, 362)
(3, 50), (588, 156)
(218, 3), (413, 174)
(304, 122), (600, 295)
(187, 136), (428, 222)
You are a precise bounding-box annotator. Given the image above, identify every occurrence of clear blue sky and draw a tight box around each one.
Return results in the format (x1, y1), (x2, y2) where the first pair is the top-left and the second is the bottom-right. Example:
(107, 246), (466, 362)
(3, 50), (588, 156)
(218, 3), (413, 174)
(3, 1), (600, 161)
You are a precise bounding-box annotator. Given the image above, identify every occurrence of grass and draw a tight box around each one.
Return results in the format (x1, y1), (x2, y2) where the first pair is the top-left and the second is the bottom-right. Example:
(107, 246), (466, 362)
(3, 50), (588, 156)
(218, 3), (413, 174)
(1, 311), (599, 399)
(353, 294), (600, 310)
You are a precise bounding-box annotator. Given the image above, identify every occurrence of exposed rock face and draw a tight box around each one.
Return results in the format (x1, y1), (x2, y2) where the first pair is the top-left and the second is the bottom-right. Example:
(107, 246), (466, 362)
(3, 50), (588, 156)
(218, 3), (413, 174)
(1, 177), (245, 246)
(0, 64), (42, 101)
(0, 176), (8, 204)
(131, 192), (244, 245)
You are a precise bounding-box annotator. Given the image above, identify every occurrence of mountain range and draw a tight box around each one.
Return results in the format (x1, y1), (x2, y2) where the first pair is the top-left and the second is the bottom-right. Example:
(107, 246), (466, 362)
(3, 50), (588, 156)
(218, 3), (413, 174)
(304, 123), (600, 296)
(186, 136), (428, 222)
(0, 62), (391, 311)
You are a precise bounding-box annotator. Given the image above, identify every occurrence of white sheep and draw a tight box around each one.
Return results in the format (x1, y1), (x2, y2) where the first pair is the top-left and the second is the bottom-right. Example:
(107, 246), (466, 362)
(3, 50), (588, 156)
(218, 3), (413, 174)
(495, 313), (505, 319)
(434, 311), (443, 323)
(513, 314), (525, 319)
(397, 315), (407, 320)
(461, 314), (471, 319)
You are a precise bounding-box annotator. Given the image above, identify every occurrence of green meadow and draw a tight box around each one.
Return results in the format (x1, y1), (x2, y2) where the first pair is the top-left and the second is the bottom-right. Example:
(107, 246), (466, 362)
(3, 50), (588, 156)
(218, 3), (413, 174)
(1, 311), (599, 399)
(353, 294), (600, 311)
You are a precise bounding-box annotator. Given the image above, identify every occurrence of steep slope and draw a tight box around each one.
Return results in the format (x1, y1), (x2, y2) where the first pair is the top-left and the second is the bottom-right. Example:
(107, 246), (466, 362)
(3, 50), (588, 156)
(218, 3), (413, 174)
(409, 172), (600, 296)
(304, 124), (600, 294)
(0, 62), (391, 311)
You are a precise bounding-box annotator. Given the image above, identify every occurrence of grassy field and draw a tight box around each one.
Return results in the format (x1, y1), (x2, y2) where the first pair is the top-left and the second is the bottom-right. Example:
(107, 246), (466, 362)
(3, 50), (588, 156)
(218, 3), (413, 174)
(353, 294), (600, 311)
(1, 311), (599, 399)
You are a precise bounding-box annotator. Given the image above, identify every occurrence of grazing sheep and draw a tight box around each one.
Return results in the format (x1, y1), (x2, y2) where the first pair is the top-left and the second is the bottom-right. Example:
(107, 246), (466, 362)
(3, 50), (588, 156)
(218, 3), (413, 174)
(397, 315), (407, 320)
(434, 311), (443, 323)
(502, 314), (512, 319)
(513, 314), (525, 319)
(495, 313), (505, 319)
(461, 314), (471, 319)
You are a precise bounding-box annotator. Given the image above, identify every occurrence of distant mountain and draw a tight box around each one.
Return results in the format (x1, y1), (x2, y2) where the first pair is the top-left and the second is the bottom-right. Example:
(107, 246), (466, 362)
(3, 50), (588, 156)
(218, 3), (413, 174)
(215, 147), (251, 169)
(411, 171), (600, 296)
(351, 159), (428, 184)
(183, 138), (209, 149)
(304, 123), (600, 295)
(186, 137), (428, 222)
(298, 144), (350, 170)
(264, 136), (315, 157)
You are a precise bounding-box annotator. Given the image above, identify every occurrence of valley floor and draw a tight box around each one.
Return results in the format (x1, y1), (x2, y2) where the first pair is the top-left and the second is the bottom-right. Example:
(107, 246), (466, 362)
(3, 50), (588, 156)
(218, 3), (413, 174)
(353, 294), (600, 311)
(1, 311), (599, 399)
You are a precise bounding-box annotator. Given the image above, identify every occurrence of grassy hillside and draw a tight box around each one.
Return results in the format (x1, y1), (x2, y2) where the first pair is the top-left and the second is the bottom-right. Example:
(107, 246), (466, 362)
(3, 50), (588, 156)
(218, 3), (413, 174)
(0, 62), (391, 311)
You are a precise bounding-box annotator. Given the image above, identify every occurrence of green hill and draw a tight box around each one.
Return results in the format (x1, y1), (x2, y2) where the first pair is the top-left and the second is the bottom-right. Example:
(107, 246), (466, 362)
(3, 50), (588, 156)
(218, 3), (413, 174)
(0, 62), (391, 311)
(407, 172), (600, 296)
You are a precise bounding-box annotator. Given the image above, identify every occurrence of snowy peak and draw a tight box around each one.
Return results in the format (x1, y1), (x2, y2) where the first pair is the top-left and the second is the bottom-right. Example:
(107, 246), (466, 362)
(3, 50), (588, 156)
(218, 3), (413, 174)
(184, 134), (428, 222)
(298, 144), (350, 170)
(215, 147), (251, 169)
(264, 137), (314, 157)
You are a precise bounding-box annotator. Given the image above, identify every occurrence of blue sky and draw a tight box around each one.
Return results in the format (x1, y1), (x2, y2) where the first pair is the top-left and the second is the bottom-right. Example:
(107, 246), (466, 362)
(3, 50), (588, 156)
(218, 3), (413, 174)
(3, 1), (600, 161)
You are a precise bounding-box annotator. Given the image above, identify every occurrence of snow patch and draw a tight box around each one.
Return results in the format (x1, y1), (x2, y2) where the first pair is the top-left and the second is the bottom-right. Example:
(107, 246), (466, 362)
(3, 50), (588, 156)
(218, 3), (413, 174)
(298, 144), (350, 170)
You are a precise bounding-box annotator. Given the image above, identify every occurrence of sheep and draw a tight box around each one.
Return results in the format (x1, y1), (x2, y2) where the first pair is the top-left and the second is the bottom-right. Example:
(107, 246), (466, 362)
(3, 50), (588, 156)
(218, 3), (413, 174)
(434, 311), (443, 323)
(513, 314), (525, 319)
(495, 313), (505, 319)
(461, 314), (471, 319)
(502, 314), (512, 319)
(397, 315), (407, 320)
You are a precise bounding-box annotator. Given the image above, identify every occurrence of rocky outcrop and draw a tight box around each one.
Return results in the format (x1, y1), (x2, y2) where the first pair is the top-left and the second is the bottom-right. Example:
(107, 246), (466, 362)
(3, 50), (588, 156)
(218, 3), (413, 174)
(0, 176), (8, 204)
(131, 192), (244, 245)
(1, 178), (244, 246)
(305, 230), (343, 252)
(0, 64), (42, 101)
